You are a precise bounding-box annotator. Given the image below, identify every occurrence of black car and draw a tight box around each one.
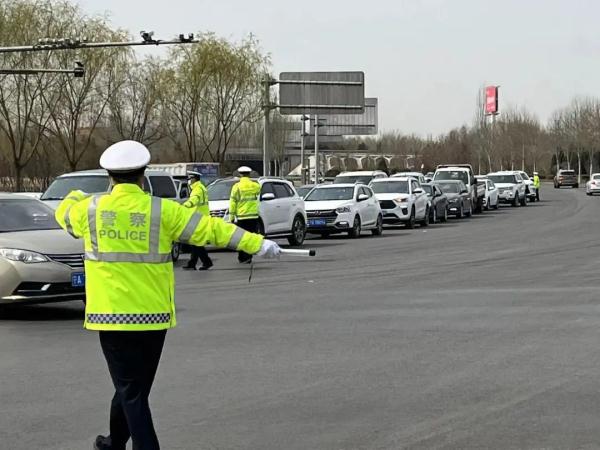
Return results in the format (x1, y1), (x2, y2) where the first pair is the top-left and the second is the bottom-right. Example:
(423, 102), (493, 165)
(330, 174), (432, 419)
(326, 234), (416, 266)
(435, 180), (472, 218)
(422, 183), (448, 223)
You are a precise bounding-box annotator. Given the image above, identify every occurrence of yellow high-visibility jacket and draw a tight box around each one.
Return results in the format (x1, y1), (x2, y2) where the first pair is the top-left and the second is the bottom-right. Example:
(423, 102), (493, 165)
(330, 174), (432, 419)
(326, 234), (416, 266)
(183, 180), (210, 216)
(55, 183), (263, 331)
(229, 177), (260, 221)
(533, 175), (541, 189)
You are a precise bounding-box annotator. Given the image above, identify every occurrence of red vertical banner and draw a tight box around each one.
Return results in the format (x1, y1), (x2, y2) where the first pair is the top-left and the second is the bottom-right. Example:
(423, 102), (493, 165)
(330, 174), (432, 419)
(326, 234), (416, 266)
(485, 86), (498, 115)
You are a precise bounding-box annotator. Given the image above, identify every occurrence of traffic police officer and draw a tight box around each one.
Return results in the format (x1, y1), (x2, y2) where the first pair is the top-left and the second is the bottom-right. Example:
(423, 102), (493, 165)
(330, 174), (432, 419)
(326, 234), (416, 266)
(229, 166), (261, 264)
(533, 171), (541, 201)
(55, 141), (281, 450)
(182, 171), (213, 270)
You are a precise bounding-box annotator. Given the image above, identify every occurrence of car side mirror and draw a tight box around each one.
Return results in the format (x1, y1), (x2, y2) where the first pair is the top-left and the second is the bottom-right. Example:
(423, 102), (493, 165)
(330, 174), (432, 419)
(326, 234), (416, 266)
(413, 188), (424, 194)
(461, 189), (468, 194)
(357, 194), (369, 202)
(261, 193), (275, 201)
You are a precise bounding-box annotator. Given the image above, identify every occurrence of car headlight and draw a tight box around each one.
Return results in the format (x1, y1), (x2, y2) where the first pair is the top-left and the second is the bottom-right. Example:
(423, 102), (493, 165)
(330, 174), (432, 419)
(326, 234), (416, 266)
(0, 248), (49, 263)
(394, 197), (408, 203)
(336, 206), (352, 213)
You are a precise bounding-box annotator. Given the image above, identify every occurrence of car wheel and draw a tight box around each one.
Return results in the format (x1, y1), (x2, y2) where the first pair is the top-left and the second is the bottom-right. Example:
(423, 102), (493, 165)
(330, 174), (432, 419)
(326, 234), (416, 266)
(440, 207), (448, 222)
(171, 243), (181, 262)
(520, 194), (527, 206)
(348, 215), (361, 238)
(371, 214), (383, 236)
(421, 207), (430, 227)
(465, 203), (472, 217)
(405, 207), (415, 228)
(287, 215), (306, 246)
(512, 195), (519, 207)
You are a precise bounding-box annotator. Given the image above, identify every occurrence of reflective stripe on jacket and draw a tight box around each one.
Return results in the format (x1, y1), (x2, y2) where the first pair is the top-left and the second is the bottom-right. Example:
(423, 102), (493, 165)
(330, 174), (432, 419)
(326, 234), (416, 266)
(183, 181), (209, 216)
(229, 177), (260, 220)
(55, 184), (263, 331)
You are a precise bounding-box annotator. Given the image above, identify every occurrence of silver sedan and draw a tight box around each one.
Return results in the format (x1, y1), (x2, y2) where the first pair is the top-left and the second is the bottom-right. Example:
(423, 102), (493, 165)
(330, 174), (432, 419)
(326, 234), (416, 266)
(0, 194), (85, 305)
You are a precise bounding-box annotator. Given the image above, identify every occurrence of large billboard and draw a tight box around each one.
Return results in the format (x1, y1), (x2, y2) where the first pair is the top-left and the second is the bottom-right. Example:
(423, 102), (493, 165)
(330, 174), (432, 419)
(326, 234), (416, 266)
(279, 72), (365, 115)
(485, 86), (498, 115)
(309, 98), (378, 136)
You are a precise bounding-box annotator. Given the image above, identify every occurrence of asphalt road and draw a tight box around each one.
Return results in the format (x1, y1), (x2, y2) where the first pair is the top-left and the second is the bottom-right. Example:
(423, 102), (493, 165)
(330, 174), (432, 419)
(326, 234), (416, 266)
(2, 185), (600, 449)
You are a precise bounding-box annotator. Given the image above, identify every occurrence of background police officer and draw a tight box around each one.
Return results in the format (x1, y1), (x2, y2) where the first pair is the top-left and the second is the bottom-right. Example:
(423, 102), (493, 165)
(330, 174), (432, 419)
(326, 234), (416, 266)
(229, 166), (261, 264)
(533, 171), (541, 201)
(182, 171), (213, 270)
(55, 141), (281, 450)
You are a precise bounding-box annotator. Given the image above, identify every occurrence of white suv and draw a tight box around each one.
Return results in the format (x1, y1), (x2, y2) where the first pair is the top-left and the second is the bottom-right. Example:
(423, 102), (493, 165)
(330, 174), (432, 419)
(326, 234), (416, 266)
(333, 171), (388, 185)
(370, 177), (429, 228)
(487, 172), (527, 207)
(304, 183), (383, 238)
(516, 171), (538, 202)
(208, 178), (307, 245)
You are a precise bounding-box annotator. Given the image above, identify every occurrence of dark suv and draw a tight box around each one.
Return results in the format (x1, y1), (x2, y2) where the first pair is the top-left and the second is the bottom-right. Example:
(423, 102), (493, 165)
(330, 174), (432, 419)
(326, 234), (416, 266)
(554, 170), (578, 188)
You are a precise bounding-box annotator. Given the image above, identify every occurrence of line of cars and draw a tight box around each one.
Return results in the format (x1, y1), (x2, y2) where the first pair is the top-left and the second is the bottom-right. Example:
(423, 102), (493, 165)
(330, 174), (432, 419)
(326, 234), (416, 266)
(0, 164), (540, 308)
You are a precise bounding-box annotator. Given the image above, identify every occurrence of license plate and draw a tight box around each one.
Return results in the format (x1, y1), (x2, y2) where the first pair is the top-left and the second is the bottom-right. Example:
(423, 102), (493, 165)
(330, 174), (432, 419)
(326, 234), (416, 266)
(309, 218), (327, 226)
(71, 272), (85, 287)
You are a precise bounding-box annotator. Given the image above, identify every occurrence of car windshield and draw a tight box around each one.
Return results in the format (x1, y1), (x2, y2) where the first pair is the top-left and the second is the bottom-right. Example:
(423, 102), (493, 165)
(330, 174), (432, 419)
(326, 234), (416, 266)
(0, 199), (60, 232)
(421, 185), (433, 195)
(334, 175), (373, 184)
(208, 181), (236, 201)
(305, 187), (354, 201)
(520, 172), (530, 180)
(434, 170), (468, 185)
(560, 171), (575, 175)
(296, 187), (313, 198)
(437, 182), (461, 194)
(488, 175), (517, 184)
(41, 175), (109, 200)
(371, 181), (409, 194)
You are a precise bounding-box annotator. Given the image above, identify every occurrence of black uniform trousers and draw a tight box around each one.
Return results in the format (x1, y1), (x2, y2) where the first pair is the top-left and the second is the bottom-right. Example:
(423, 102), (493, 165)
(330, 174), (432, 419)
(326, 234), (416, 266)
(187, 245), (212, 268)
(236, 218), (259, 262)
(99, 330), (167, 450)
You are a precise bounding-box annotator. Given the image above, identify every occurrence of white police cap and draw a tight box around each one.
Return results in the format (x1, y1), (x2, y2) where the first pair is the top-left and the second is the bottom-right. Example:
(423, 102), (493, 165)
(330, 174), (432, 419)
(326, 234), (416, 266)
(100, 140), (151, 173)
(237, 166), (252, 174)
(187, 171), (202, 178)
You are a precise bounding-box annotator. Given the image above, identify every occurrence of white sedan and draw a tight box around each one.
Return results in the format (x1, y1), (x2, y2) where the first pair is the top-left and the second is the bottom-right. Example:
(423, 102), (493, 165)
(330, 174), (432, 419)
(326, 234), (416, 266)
(586, 173), (600, 195)
(304, 184), (383, 238)
(370, 177), (429, 228)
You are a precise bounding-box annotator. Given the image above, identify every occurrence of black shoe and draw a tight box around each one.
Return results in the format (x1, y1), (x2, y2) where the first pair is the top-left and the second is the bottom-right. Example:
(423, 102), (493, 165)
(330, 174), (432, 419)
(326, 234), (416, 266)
(198, 261), (213, 271)
(93, 435), (125, 450)
(238, 258), (252, 264)
(93, 435), (110, 450)
(182, 264), (196, 270)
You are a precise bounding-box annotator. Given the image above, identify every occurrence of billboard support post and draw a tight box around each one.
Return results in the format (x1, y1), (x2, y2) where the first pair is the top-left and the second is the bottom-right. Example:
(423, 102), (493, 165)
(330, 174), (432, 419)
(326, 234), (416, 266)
(262, 77), (275, 177)
(314, 114), (319, 185)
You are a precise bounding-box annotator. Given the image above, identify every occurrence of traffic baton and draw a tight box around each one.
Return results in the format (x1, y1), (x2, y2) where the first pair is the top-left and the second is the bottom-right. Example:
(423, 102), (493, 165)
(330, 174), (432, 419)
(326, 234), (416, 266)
(280, 249), (316, 257)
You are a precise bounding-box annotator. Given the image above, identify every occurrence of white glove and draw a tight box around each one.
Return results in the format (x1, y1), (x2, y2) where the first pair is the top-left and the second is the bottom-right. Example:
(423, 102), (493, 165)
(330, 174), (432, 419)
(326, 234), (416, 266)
(256, 240), (281, 259)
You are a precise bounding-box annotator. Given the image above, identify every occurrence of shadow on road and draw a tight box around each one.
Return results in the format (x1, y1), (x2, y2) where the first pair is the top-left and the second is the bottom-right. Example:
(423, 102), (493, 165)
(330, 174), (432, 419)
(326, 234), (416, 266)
(0, 303), (84, 321)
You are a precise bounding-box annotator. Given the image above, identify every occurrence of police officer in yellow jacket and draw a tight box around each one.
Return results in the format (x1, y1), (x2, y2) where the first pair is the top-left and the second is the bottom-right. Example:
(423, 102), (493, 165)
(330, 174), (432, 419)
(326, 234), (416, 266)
(182, 171), (213, 270)
(229, 166), (261, 264)
(55, 141), (281, 450)
(533, 171), (541, 201)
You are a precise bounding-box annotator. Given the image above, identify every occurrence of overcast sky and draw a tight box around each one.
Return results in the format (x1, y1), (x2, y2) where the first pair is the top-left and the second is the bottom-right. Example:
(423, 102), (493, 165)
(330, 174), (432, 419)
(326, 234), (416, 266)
(80, 0), (599, 136)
